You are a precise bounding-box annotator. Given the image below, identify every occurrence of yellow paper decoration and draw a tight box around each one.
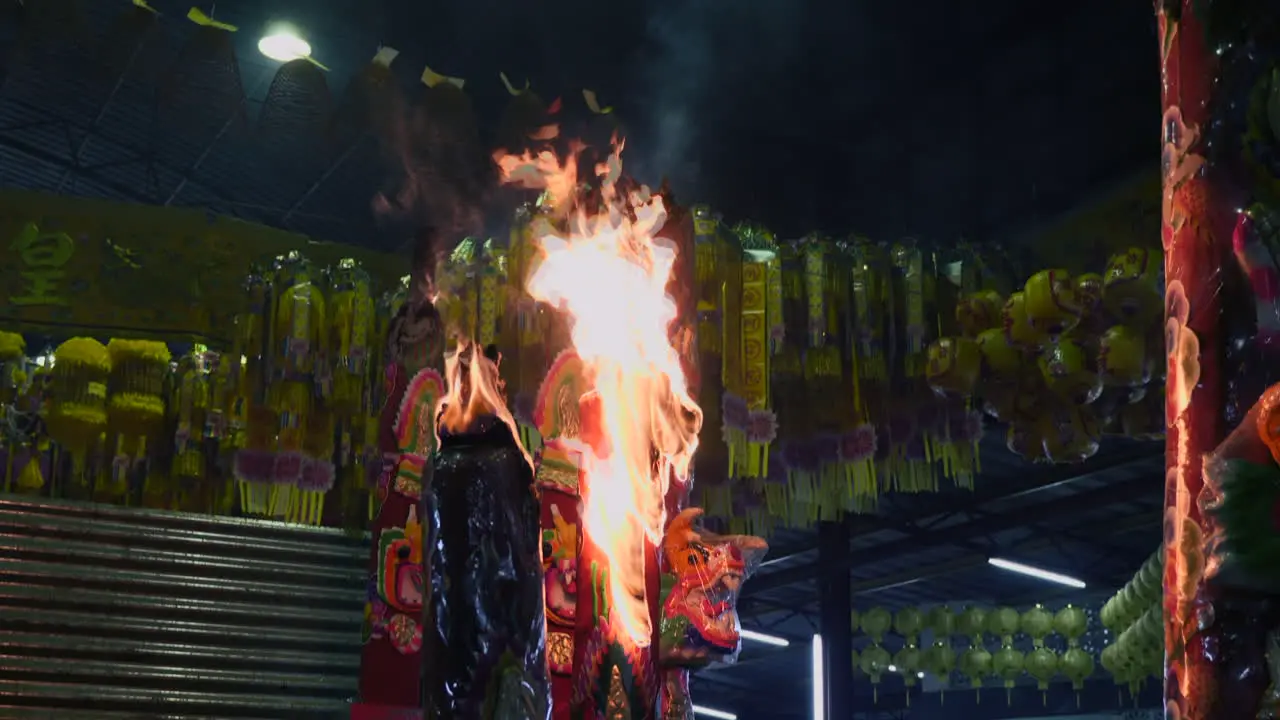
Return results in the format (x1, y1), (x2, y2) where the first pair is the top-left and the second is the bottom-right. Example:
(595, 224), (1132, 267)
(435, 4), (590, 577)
(46, 338), (111, 479)
(186, 7), (237, 31)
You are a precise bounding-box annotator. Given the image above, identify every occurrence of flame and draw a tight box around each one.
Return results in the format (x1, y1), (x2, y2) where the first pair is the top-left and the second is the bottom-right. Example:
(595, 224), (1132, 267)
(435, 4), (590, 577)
(435, 340), (533, 473)
(498, 135), (703, 648)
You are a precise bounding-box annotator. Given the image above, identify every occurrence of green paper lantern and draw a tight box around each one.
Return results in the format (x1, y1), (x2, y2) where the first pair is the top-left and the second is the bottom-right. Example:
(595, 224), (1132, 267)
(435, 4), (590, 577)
(923, 641), (957, 681)
(957, 606), (988, 642)
(959, 646), (993, 687)
(895, 644), (922, 687)
(895, 607), (924, 644)
(1061, 647), (1095, 690)
(860, 643), (892, 682)
(1020, 605), (1054, 647)
(927, 605), (955, 638)
(992, 646), (1025, 689)
(1054, 605), (1088, 646)
(1025, 647), (1059, 690)
(987, 606), (1021, 643)
(861, 607), (892, 643)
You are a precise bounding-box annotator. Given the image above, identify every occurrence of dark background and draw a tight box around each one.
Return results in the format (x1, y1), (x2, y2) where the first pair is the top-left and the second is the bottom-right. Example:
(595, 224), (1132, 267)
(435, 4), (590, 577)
(0, 0), (1166, 717)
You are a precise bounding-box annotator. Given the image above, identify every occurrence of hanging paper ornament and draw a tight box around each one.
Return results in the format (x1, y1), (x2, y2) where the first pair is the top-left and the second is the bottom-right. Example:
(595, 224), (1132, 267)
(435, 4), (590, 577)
(1060, 647), (1095, 693)
(956, 606), (990, 693)
(927, 605), (955, 638)
(976, 328), (1024, 379)
(895, 642), (922, 689)
(1054, 605), (1088, 646)
(956, 290), (1004, 337)
(169, 352), (211, 509)
(328, 258), (374, 416)
(922, 638), (956, 685)
(894, 607), (924, 645)
(46, 338), (112, 484)
(1023, 269), (1082, 338)
(1098, 325), (1150, 387)
(1019, 605), (1054, 647)
(957, 606), (988, 643)
(1039, 403), (1102, 464)
(991, 644), (1025, 701)
(1074, 273), (1105, 318)
(1102, 247), (1163, 327)
(1002, 292), (1047, 350)
(1038, 339), (1103, 405)
(861, 607), (892, 643)
(959, 645), (993, 692)
(104, 340), (171, 503)
(1025, 646), (1059, 692)
(925, 337), (982, 397)
(850, 240), (890, 382)
(0, 331), (25, 405)
(859, 644), (892, 702)
(986, 606), (1020, 644)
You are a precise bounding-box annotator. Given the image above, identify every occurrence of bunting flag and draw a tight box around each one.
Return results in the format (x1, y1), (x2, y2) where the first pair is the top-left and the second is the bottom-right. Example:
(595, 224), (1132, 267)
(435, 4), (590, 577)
(582, 89), (613, 115)
(186, 7), (237, 32)
(421, 65), (465, 89)
(372, 46), (400, 68)
(499, 71), (529, 96)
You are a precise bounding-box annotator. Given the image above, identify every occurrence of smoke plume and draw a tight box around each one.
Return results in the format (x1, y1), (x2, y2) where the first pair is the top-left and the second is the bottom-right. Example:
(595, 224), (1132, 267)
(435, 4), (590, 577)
(629, 0), (806, 199)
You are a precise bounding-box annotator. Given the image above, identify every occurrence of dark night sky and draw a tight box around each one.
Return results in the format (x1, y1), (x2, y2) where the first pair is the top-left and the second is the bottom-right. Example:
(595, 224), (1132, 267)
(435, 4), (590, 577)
(0, 0), (1160, 244)
(214, 0), (1157, 240)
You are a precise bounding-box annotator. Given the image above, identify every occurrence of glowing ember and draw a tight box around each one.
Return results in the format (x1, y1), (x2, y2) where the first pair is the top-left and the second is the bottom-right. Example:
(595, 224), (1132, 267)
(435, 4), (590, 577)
(436, 340), (533, 472)
(498, 137), (703, 647)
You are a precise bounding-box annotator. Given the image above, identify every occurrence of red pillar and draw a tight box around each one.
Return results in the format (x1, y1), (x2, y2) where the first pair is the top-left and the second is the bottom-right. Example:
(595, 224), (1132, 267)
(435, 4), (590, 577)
(1155, 3), (1278, 718)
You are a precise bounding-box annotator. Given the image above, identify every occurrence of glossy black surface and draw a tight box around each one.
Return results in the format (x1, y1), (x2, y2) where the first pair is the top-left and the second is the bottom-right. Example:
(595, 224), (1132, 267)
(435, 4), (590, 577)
(422, 417), (549, 719)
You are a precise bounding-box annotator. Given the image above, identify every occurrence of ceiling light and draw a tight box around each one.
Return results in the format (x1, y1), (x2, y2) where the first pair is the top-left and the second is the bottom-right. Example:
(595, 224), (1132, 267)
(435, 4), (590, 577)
(740, 629), (790, 647)
(258, 28), (312, 62)
(989, 557), (1087, 588)
(812, 634), (825, 720)
(693, 706), (738, 720)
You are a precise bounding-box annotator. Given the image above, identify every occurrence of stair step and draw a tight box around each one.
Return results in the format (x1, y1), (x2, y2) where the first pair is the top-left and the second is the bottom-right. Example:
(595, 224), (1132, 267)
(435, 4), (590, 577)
(0, 558), (363, 609)
(0, 495), (370, 718)
(0, 708), (289, 720)
(0, 506), (367, 567)
(0, 495), (368, 551)
(0, 631), (361, 673)
(0, 654), (356, 695)
(2, 607), (361, 654)
(0, 679), (353, 717)
(0, 581), (364, 630)
(0, 534), (366, 586)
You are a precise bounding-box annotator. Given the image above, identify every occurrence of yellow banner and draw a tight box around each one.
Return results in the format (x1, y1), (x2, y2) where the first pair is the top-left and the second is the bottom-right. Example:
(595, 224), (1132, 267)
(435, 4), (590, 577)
(0, 191), (405, 345)
(1026, 171), (1161, 272)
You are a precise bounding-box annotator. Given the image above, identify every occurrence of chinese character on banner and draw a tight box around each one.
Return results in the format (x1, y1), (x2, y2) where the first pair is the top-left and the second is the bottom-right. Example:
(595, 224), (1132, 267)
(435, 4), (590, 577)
(10, 222), (73, 307)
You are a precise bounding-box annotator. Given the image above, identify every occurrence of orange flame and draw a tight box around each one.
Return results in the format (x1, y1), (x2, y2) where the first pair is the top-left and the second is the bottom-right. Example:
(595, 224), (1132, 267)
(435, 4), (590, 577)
(498, 135), (703, 647)
(435, 340), (534, 473)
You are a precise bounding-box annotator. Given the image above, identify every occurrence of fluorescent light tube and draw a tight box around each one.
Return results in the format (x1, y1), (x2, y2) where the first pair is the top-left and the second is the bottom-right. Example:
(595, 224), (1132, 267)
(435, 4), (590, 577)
(739, 629), (790, 647)
(812, 634), (825, 720)
(988, 557), (1087, 588)
(693, 706), (737, 720)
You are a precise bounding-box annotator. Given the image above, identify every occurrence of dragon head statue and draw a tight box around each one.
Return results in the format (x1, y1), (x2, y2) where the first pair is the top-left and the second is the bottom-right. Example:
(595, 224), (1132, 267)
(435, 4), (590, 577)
(659, 508), (768, 666)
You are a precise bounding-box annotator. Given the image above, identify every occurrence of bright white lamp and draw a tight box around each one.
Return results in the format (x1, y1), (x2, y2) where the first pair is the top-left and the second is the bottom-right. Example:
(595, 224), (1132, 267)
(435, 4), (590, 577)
(258, 27), (312, 62)
(692, 706), (738, 720)
(739, 629), (790, 647)
(811, 634), (825, 720)
(988, 557), (1087, 589)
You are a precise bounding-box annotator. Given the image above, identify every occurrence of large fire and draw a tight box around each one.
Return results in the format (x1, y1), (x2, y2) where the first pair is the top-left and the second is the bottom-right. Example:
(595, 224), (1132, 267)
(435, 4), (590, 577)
(497, 138), (703, 647)
(436, 341), (534, 473)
